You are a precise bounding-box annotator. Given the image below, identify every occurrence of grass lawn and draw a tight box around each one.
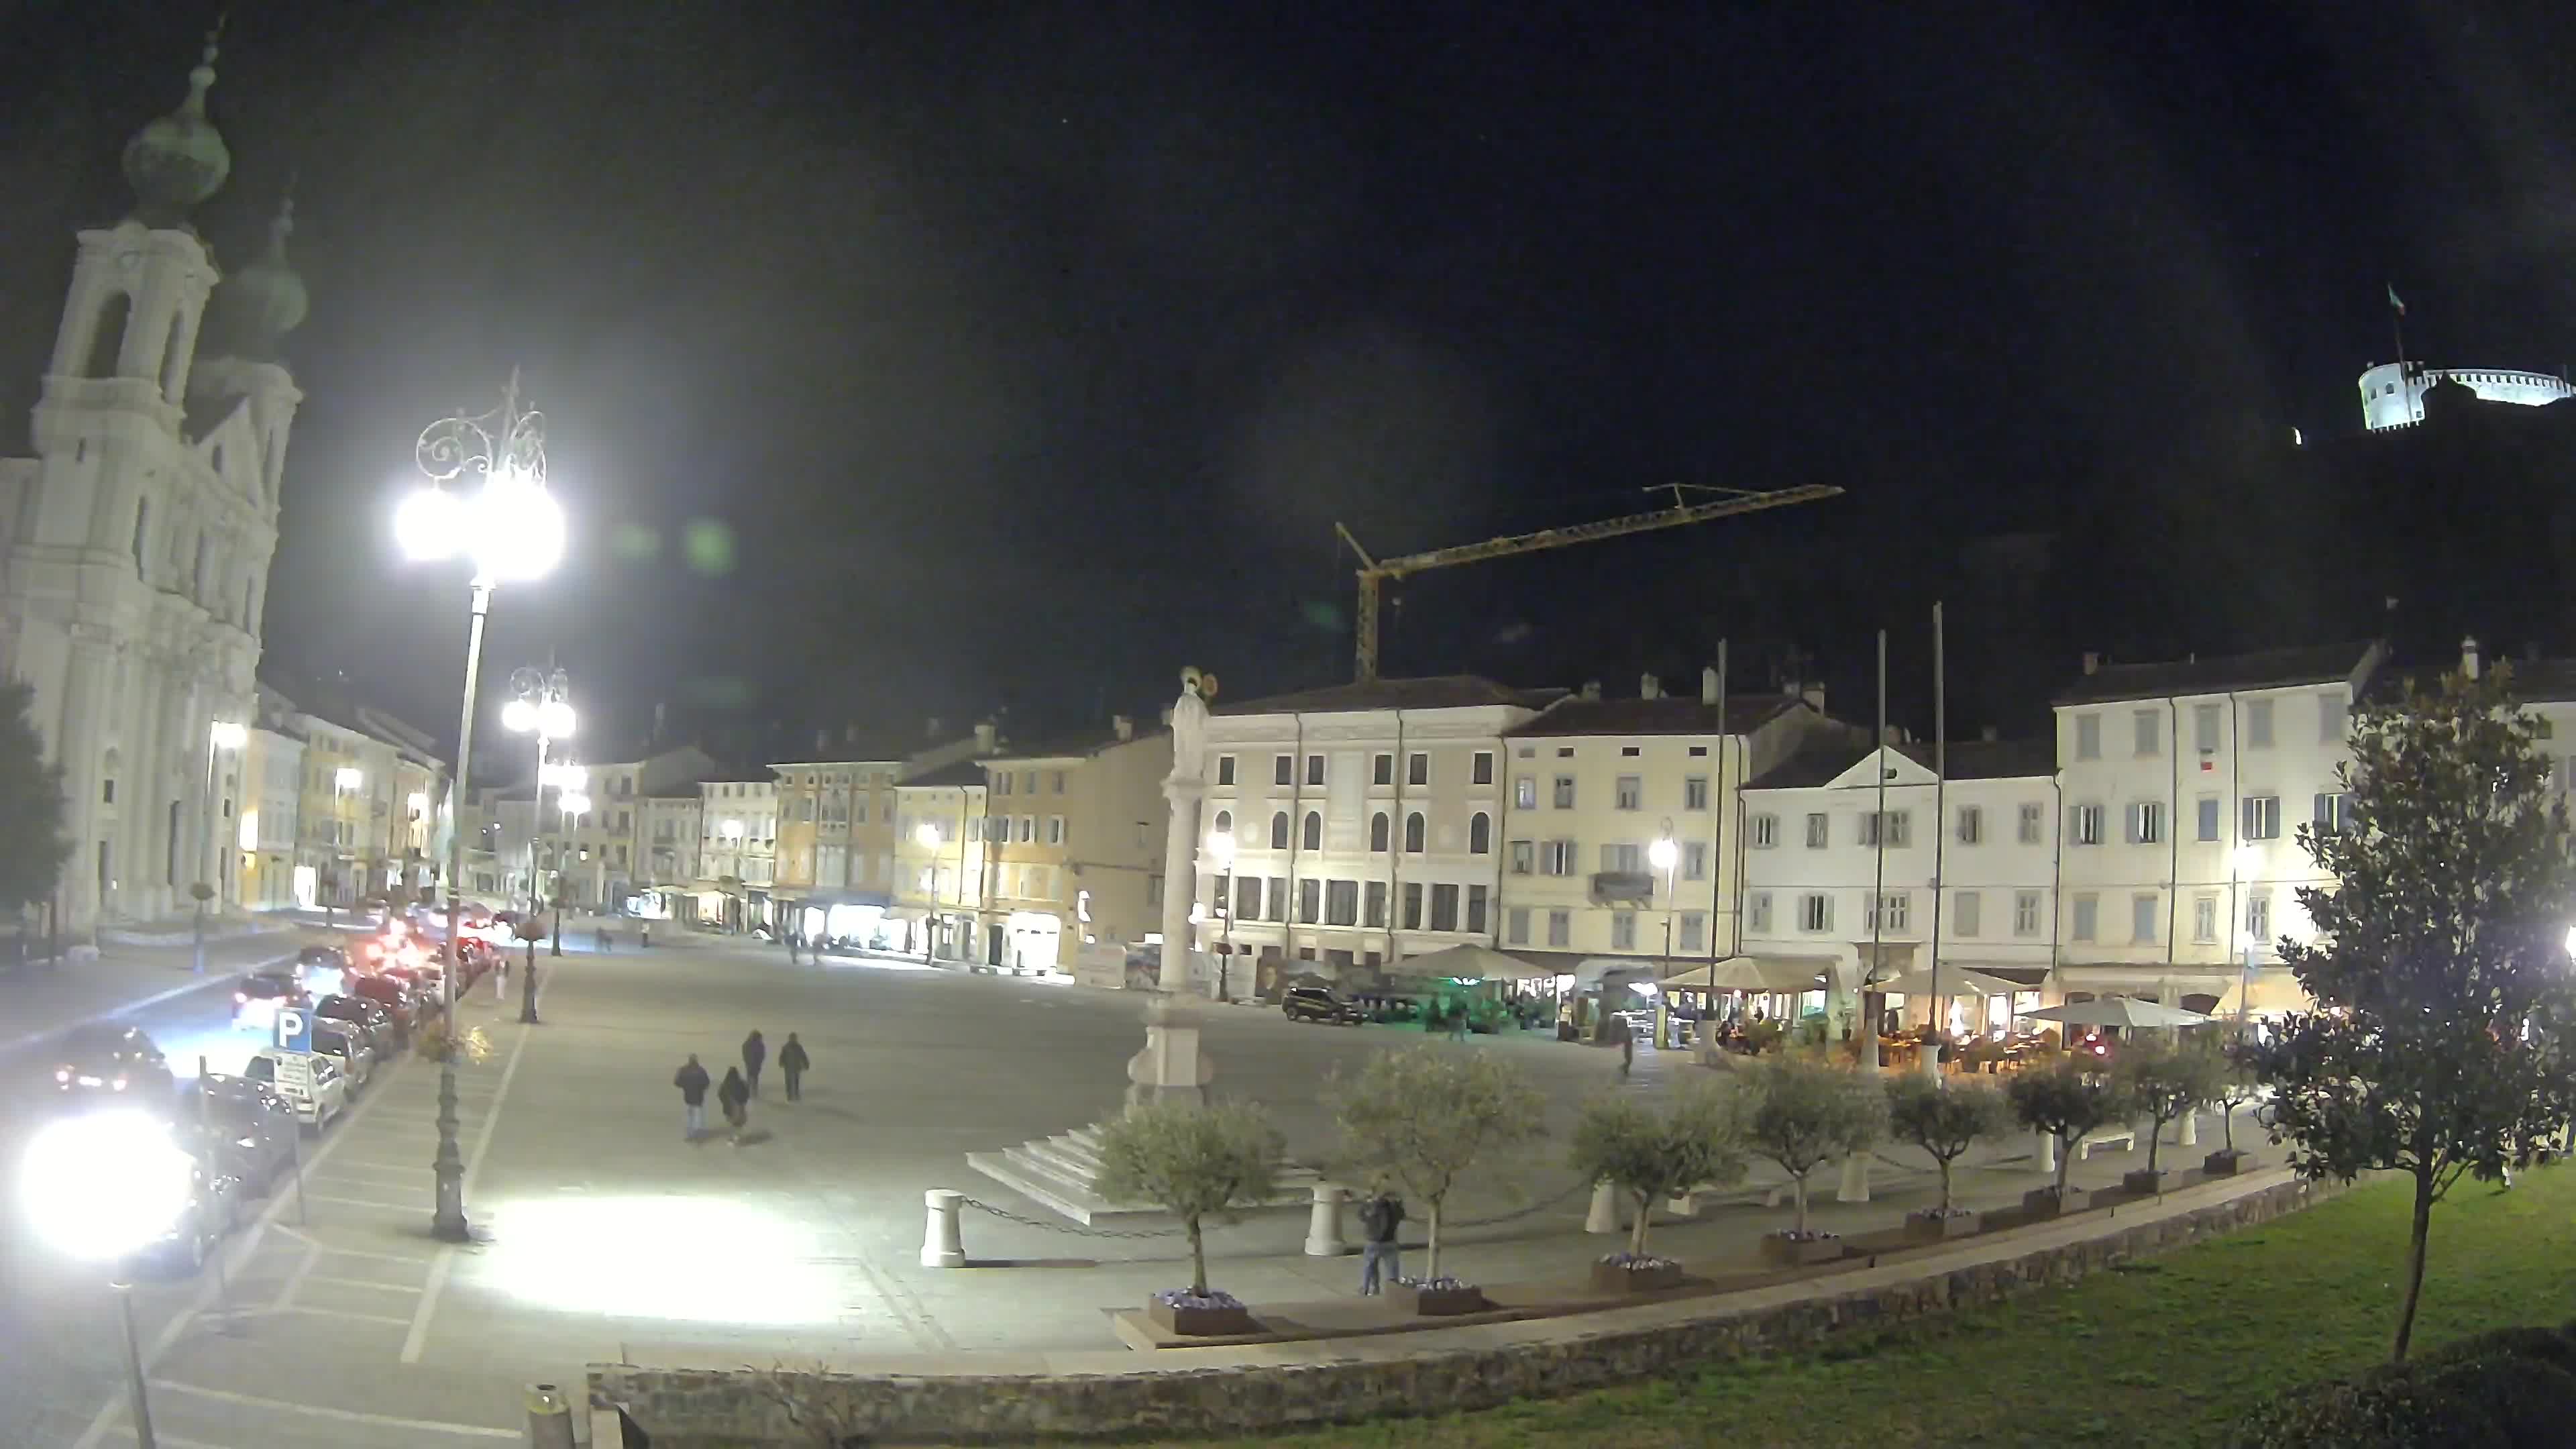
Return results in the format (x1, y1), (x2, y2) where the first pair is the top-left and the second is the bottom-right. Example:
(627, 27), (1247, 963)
(1101, 1164), (2576, 1449)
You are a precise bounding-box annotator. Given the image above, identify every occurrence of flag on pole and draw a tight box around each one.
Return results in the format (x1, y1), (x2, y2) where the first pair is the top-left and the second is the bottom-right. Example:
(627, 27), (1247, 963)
(2387, 283), (2406, 316)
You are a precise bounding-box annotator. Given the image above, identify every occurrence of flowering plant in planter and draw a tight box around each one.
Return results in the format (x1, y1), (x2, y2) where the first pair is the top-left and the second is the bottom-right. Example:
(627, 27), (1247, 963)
(1393, 1275), (1468, 1291)
(1589, 1250), (1684, 1291)
(1768, 1228), (1839, 1242)
(1906, 1205), (1976, 1221)
(1385, 1273), (1487, 1316)
(1595, 1252), (1679, 1271)
(1150, 1289), (1244, 1311)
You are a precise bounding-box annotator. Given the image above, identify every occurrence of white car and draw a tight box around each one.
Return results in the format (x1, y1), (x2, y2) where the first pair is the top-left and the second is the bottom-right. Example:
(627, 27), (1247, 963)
(241, 1048), (348, 1131)
(306, 1022), (378, 1091)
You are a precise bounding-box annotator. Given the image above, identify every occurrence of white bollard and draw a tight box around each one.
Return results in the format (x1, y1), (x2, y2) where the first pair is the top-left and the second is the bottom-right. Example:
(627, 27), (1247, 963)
(920, 1189), (966, 1269)
(1585, 1180), (1621, 1235)
(1837, 1152), (1871, 1202)
(2180, 1110), (2198, 1148)
(523, 1383), (576, 1449)
(2033, 1126), (2057, 1177)
(1304, 1183), (1350, 1256)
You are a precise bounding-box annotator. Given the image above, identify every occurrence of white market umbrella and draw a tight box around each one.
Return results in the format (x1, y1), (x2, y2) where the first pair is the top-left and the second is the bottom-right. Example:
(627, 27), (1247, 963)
(2019, 997), (2214, 1029)
(1401, 943), (1554, 981)
(1658, 956), (1830, 993)
(1866, 966), (2027, 999)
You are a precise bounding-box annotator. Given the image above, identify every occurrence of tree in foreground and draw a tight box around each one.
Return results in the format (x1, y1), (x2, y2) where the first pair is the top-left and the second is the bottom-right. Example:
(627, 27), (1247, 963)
(1095, 1098), (1284, 1297)
(1740, 1057), (1886, 1237)
(2248, 664), (2576, 1362)
(2210, 1032), (2265, 1161)
(2007, 1060), (2128, 1198)
(2114, 1045), (2223, 1178)
(0, 680), (69, 916)
(1567, 1077), (1747, 1258)
(1884, 1075), (2015, 1216)
(1327, 1044), (1545, 1278)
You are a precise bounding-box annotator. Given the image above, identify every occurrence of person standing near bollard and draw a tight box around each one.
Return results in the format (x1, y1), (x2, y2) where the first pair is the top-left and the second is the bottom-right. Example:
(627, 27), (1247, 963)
(786, 931), (800, 967)
(741, 1029), (767, 1097)
(674, 1054), (711, 1141)
(717, 1066), (751, 1143)
(1356, 1188), (1404, 1295)
(779, 1032), (810, 1102)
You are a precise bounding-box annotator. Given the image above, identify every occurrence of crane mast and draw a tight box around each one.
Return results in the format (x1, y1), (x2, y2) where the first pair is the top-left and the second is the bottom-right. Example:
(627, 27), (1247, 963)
(1336, 482), (1843, 682)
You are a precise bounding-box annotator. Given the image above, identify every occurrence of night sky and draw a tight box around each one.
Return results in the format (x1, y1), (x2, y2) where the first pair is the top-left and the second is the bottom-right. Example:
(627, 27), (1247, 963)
(4, 2), (2574, 761)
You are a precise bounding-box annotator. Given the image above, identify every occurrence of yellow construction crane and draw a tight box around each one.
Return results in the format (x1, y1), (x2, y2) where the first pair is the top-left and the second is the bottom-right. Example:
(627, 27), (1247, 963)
(1334, 482), (1843, 682)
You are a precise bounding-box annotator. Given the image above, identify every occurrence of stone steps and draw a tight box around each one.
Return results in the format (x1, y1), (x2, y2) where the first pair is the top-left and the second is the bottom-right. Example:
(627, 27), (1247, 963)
(968, 1121), (1323, 1225)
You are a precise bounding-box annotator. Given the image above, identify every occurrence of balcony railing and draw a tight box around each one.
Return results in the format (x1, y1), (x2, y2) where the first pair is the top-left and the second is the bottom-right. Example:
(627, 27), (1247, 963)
(1589, 870), (1655, 904)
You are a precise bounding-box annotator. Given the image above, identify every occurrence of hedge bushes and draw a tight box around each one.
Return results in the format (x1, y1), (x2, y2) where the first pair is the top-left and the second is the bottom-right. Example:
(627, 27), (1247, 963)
(2229, 1322), (2576, 1447)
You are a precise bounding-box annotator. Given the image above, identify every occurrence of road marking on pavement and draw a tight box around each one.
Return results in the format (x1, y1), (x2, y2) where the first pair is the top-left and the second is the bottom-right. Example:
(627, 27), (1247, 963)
(70, 1046), (421, 1449)
(305, 1192), (422, 1212)
(400, 1020), (530, 1364)
(150, 1380), (522, 1438)
(268, 1241), (319, 1313)
(103, 1432), (232, 1449)
(0, 949), (294, 1057)
(271, 1226), (436, 1267)
(306, 1273), (425, 1293)
(274, 1304), (417, 1328)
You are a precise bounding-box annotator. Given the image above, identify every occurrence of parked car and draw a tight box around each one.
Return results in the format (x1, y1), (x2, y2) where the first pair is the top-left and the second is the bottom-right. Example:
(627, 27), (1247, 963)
(343, 973), (417, 1032)
(313, 993), (399, 1054)
(52, 1024), (175, 1103)
(231, 972), (309, 1033)
(189, 1076), (299, 1191)
(294, 943), (352, 996)
(240, 1048), (348, 1130)
(306, 1021), (377, 1091)
(144, 1160), (246, 1275)
(1281, 984), (1366, 1025)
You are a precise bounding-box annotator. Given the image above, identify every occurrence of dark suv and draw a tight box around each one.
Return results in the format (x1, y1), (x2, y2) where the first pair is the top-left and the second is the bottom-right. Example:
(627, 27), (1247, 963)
(1281, 984), (1364, 1025)
(53, 1024), (174, 1102)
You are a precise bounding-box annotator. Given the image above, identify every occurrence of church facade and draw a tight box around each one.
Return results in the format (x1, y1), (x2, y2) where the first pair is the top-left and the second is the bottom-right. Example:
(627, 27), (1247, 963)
(0, 35), (305, 933)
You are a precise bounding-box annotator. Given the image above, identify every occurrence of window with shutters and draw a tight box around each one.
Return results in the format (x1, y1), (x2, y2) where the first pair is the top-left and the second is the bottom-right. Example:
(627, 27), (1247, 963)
(1430, 883), (1458, 930)
(2312, 792), (2353, 833)
(2194, 703), (2221, 753)
(2076, 714), (2102, 760)
(1326, 879), (1358, 925)
(2018, 802), (2044, 844)
(1751, 813), (1778, 848)
(1270, 812), (1289, 849)
(1678, 912), (1706, 953)
(1684, 775), (1709, 810)
(2132, 893), (2159, 943)
(2193, 894), (2218, 943)
(2245, 700), (2274, 748)
(1505, 906), (1531, 945)
(2242, 795), (2282, 840)
(1508, 839), (1533, 874)
(2072, 894), (2098, 941)
(2320, 694), (2348, 743)
(1540, 839), (1577, 875)
(1748, 892), (1774, 932)
(2247, 892), (2272, 943)
(1274, 755), (1293, 785)
(2133, 708), (2161, 758)
(1402, 882), (1424, 930)
(1953, 890), (1981, 937)
(2071, 803), (2103, 846)
(1682, 841), (1707, 881)
(1956, 805), (1982, 845)
(1371, 812), (1391, 851)
(1299, 877), (1322, 924)
(1611, 911), (1637, 950)
(1514, 776), (1536, 810)
(1553, 775), (1576, 808)
(1364, 880), (1387, 928)
(1547, 909), (1571, 947)
(1469, 812), (1491, 853)
(1301, 811), (1322, 851)
(1805, 812), (1829, 848)
(1799, 893), (1833, 932)
(1404, 812), (1426, 852)
(2127, 801), (2165, 845)
(2013, 890), (2041, 936)
(2197, 796), (2220, 841)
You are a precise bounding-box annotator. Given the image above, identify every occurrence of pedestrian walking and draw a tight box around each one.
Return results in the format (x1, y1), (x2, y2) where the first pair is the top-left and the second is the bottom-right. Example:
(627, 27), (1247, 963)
(1356, 1189), (1405, 1295)
(717, 1066), (751, 1142)
(673, 1054), (711, 1140)
(1448, 1004), (1469, 1042)
(779, 1032), (810, 1102)
(1612, 1013), (1635, 1079)
(742, 1029), (767, 1097)
(786, 932), (801, 967)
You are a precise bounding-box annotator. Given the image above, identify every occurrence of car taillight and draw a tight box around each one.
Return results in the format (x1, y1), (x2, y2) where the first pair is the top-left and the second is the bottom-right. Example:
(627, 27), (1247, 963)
(234, 991), (248, 1004)
(110, 1076), (127, 1091)
(53, 1067), (69, 1083)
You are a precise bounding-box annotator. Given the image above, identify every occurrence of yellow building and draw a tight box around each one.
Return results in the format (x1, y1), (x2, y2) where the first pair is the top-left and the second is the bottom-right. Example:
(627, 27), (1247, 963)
(892, 760), (989, 962)
(977, 717), (1171, 973)
(775, 724), (994, 947)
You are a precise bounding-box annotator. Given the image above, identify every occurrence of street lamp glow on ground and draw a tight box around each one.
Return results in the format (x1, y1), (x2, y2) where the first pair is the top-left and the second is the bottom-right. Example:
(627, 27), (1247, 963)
(22, 1110), (197, 1448)
(399, 370), (564, 1244)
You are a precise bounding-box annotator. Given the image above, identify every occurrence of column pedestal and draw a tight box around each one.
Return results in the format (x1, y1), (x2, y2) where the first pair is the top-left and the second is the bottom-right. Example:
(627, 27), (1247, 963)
(1584, 1180), (1621, 1234)
(1303, 1184), (1349, 1256)
(2033, 1127), (2057, 1177)
(1126, 992), (1213, 1107)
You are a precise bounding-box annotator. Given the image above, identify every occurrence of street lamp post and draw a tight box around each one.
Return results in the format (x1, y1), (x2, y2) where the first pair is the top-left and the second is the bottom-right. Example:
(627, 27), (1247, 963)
(21, 1110), (199, 1449)
(1649, 825), (1679, 1046)
(1205, 827), (1236, 1002)
(915, 820), (943, 961)
(553, 788), (592, 975)
(194, 720), (248, 975)
(397, 371), (566, 1244)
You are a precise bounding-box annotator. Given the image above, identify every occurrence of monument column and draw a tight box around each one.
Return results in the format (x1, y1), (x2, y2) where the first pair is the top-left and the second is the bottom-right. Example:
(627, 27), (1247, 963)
(1127, 669), (1215, 1106)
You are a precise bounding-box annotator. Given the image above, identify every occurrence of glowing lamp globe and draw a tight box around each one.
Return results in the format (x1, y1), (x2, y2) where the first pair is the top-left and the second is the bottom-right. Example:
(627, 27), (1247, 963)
(915, 822), (941, 848)
(1648, 837), (1678, 871)
(538, 698), (574, 738)
(21, 1110), (196, 1262)
(396, 474), (566, 585)
(1204, 829), (1236, 868)
(209, 720), (248, 751)
(500, 698), (537, 733)
(559, 791), (592, 816)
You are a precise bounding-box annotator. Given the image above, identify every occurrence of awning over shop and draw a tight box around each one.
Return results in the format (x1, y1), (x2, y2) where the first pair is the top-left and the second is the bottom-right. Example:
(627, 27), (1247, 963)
(1400, 943), (1556, 981)
(1865, 965), (2027, 998)
(2049, 963), (2235, 998)
(788, 890), (893, 910)
(1574, 955), (1665, 989)
(1657, 956), (1833, 993)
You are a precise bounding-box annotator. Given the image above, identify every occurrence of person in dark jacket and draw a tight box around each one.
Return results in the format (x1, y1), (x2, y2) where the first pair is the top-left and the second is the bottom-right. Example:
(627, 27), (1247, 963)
(741, 1030), (767, 1097)
(674, 1055), (711, 1140)
(779, 1033), (811, 1102)
(1356, 1190), (1405, 1295)
(717, 1066), (751, 1142)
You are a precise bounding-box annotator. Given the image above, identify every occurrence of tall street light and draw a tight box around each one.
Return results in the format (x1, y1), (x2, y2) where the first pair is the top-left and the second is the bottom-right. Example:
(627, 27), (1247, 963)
(396, 370), (565, 1244)
(1205, 826), (1236, 1002)
(502, 665), (574, 908)
(553, 784), (593, 977)
(1650, 823), (1679, 1044)
(194, 720), (248, 975)
(720, 818), (745, 931)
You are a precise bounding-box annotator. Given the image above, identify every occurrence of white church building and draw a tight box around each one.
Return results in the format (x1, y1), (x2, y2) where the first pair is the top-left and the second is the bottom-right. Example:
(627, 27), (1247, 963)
(0, 35), (304, 933)
(2358, 360), (2576, 429)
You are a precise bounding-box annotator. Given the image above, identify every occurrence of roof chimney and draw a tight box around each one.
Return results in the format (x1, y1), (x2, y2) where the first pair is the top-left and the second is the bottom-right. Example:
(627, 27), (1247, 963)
(2081, 651), (2102, 676)
(1112, 714), (1134, 741)
(1580, 680), (1602, 702)
(1640, 673), (1660, 700)
(2461, 635), (2482, 680)
(1701, 666), (1719, 705)
(1802, 684), (1827, 714)
(926, 716), (943, 741)
(814, 728), (828, 754)
(973, 719), (996, 753)
(845, 722), (859, 746)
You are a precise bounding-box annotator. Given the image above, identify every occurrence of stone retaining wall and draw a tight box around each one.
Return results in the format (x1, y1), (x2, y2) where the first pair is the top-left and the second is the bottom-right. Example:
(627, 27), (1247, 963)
(592, 1174), (2339, 1447)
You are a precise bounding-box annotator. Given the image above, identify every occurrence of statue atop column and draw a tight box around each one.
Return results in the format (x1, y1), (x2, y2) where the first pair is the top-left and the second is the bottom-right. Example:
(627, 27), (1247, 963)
(1169, 667), (1216, 782)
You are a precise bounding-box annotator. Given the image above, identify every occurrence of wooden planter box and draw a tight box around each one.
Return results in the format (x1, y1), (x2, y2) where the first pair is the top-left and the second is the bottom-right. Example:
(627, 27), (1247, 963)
(2121, 1169), (2169, 1196)
(1760, 1233), (1845, 1267)
(2202, 1148), (2250, 1178)
(1903, 1211), (1982, 1244)
(2022, 1186), (2092, 1219)
(1386, 1281), (1487, 1316)
(1589, 1259), (1684, 1293)
(1145, 1299), (1258, 1337)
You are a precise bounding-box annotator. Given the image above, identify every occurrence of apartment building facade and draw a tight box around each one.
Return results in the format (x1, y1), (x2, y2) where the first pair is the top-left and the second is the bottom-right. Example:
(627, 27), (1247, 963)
(1193, 676), (1563, 989)
(2051, 641), (2385, 1012)
(976, 718), (1172, 972)
(1737, 736), (2059, 1031)
(1499, 674), (1852, 973)
(771, 722), (991, 934)
(892, 760), (989, 961)
(237, 719), (303, 910)
(696, 775), (777, 930)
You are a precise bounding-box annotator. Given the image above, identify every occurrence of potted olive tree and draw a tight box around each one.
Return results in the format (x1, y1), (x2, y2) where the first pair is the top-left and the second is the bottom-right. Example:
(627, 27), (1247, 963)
(1884, 1074), (2015, 1242)
(1567, 1078), (1745, 1292)
(1742, 1057), (1886, 1265)
(2206, 1038), (2263, 1176)
(2006, 1059), (2129, 1217)
(1095, 1098), (1283, 1336)
(2114, 1045), (2222, 1194)
(1328, 1045), (1544, 1316)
